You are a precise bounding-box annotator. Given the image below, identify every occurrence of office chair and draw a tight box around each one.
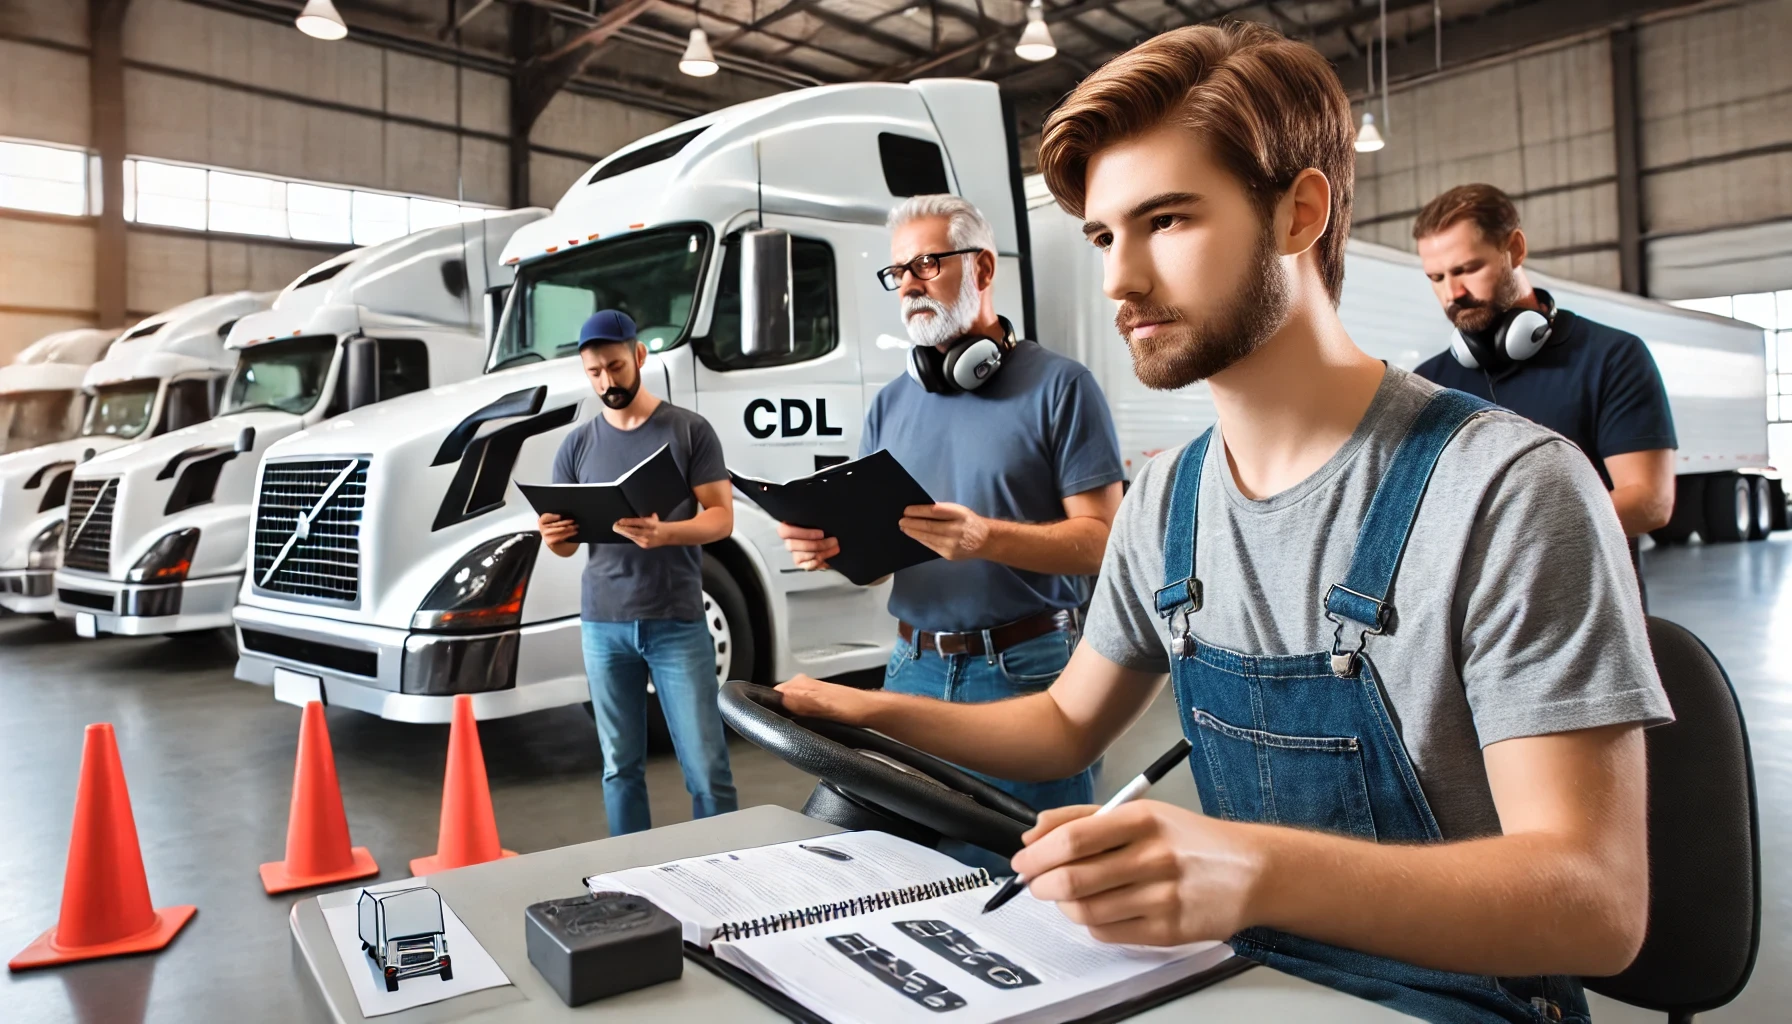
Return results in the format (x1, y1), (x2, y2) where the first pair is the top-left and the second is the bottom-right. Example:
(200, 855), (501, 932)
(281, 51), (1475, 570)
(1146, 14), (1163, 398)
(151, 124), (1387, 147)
(1583, 617), (1760, 1024)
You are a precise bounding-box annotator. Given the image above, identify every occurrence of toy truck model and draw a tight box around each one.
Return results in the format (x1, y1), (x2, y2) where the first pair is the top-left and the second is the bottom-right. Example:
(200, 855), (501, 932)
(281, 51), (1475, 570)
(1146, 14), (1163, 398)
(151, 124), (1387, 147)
(0, 292), (268, 613)
(358, 886), (451, 991)
(51, 209), (545, 639)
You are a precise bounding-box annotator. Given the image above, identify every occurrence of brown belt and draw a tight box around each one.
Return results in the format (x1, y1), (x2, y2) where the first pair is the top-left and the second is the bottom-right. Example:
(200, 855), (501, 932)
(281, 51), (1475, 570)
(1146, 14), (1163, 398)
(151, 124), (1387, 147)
(898, 609), (1076, 658)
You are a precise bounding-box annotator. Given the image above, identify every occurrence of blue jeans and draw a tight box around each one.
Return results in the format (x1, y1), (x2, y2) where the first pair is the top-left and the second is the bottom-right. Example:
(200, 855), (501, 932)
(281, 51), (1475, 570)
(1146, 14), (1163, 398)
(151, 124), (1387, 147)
(885, 628), (1095, 872)
(580, 619), (738, 836)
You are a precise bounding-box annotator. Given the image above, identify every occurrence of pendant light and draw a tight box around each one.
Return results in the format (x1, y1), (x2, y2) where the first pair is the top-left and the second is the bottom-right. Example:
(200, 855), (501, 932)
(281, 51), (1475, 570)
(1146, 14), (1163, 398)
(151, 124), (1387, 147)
(679, 27), (719, 77)
(1015, 0), (1056, 62)
(1354, 112), (1385, 152)
(1354, 3), (1389, 154)
(295, 0), (348, 40)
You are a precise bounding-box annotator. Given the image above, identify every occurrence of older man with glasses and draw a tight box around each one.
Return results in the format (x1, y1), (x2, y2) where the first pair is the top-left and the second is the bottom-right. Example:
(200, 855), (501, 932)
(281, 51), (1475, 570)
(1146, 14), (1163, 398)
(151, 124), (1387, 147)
(776, 194), (1126, 869)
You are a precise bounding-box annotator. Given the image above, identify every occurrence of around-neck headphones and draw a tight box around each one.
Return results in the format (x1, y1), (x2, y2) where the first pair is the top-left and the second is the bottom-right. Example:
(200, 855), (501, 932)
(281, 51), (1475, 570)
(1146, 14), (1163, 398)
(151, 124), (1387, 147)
(906, 315), (1017, 394)
(1450, 288), (1558, 371)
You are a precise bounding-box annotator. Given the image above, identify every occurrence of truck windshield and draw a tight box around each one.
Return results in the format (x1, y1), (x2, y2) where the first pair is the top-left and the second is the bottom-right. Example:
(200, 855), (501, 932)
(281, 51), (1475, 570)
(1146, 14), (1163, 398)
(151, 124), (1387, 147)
(223, 336), (337, 416)
(0, 390), (80, 453)
(490, 226), (710, 371)
(82, 379), (158, 439)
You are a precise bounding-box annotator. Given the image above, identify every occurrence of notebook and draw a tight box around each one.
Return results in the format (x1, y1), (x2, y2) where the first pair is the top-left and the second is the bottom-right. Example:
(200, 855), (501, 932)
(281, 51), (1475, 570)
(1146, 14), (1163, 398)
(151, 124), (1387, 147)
(584, 831), (1235, 1024)
(730, 449), (939, 585)
(516, 443), (686, 544)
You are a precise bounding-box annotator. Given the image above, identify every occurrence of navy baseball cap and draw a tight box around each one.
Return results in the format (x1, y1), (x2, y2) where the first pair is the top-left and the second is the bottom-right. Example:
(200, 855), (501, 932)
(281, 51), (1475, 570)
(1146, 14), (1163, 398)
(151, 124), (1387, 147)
(577, 309), (637, 349)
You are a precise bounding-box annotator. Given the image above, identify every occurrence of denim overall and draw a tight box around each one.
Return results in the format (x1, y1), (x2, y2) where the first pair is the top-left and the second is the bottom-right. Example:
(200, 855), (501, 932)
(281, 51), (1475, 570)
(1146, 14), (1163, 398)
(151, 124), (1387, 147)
(1154, 390), (1588, 1024)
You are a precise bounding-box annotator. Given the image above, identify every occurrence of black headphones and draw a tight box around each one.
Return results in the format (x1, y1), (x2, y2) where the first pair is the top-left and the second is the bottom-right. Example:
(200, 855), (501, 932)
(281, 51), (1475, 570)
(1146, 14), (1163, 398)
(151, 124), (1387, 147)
(1450, 288), (1559, 371)
(906, 315), (1017, 395)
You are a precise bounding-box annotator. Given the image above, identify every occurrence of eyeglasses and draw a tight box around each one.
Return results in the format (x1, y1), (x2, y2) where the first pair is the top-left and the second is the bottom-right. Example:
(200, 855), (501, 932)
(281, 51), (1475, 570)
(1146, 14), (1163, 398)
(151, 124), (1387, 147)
(876, 249), (982, 291)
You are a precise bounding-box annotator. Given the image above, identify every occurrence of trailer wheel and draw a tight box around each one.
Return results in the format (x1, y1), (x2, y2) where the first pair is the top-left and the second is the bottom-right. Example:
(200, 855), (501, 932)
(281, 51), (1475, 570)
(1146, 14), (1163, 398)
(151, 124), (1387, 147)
(1749, 476), (1773, 540)
(1701, 473), (1751, 543)
(1771, 478), (1789, 532)
(1651, 475), (1703, 545)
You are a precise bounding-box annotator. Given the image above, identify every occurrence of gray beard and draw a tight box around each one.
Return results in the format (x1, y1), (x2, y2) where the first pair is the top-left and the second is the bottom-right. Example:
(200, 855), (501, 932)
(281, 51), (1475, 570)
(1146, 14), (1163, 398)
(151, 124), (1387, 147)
(902, 271), (982, 349)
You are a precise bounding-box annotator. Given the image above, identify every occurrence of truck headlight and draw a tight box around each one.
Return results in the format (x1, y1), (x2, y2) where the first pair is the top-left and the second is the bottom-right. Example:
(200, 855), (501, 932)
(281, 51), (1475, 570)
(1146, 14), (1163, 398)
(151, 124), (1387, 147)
(27, 521), (64, 570)
(128, 528), (200, 584)
(411, 533), (538, 633)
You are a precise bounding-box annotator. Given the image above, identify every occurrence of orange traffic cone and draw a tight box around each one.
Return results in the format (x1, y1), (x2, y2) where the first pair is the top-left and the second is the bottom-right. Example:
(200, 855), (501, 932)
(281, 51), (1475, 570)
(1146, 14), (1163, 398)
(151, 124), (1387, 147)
(259, 701), (379, 894)
(410, 694), (515, 875)
(9, 723), (196, 970)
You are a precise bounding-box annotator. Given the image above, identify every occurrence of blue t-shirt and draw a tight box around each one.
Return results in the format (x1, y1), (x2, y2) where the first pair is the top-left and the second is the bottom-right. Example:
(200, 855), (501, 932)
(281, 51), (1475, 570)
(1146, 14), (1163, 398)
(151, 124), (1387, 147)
(861, 340), (1124, 633)
(550, 403), (728, 623)
(1413, 307), (1677, 489)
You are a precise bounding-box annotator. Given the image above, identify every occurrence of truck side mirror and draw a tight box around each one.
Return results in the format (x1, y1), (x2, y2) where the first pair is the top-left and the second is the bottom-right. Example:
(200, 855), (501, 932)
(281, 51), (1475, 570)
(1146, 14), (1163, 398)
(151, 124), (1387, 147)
(740, 229), (795, 359)
(344, 336), (380, 411)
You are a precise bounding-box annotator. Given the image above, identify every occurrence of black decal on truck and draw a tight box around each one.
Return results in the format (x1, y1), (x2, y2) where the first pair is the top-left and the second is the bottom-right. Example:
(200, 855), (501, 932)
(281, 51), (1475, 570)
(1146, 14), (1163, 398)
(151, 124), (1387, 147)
(745, 398), (777, 439)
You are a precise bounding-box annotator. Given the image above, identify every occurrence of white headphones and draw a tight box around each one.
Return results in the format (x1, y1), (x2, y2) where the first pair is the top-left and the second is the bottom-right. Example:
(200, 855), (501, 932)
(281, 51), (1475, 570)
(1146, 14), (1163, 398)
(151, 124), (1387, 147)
(1449, 290), (1558, 370)
(905, 316), (1016, 394)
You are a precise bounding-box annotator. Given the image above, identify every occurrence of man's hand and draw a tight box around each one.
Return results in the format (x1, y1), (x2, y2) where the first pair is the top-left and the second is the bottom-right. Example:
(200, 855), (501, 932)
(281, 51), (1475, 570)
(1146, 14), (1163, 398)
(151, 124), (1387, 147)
(539, 513), (579, 546)
(900, 502), (991, 561)
(1011, 801), (1266, 947)
(613, 514), (673, 549)
(778, 521), (840, 571)
(774, 674), (881, 727)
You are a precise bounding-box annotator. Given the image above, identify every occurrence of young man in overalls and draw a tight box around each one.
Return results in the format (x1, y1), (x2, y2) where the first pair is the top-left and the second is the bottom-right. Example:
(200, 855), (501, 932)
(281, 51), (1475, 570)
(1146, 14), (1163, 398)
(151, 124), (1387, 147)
(774, 22), (1670, 1024)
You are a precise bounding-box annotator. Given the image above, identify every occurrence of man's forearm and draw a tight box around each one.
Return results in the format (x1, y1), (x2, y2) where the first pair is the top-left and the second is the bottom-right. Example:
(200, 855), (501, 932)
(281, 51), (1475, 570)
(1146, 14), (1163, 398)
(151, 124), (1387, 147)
(861, 687), (1101, 781)
(980, 516), (1110, 575)
(1610, 483), (1671, 537)
(1248, 823), (1646, 977)
(662, 507), (733, 546)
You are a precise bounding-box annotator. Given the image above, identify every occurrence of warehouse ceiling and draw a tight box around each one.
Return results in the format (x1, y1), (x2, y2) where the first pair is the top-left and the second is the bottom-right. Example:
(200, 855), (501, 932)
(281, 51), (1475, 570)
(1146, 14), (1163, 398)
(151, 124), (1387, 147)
(236, 0), (1705, 159)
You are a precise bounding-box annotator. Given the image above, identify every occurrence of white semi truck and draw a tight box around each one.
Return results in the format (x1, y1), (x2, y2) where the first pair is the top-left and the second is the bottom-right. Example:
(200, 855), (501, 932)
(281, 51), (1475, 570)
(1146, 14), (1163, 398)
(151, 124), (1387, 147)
(0, 291), (268, 613)
(233, 79), (1777, 725)
(51, 209), (546, 639)
(0, 328), (119, 455)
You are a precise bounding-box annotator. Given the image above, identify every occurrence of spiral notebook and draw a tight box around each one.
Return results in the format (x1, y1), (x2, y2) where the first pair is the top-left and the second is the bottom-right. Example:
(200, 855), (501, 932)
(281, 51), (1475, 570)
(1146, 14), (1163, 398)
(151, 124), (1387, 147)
(584, 831), (1238, 1024)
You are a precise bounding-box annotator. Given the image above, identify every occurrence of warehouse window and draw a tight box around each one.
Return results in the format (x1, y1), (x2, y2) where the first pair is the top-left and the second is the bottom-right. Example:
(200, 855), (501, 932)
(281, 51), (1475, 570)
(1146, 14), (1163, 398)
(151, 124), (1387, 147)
(1671, 291), (1792, 424)
(0, 138), (88, 216)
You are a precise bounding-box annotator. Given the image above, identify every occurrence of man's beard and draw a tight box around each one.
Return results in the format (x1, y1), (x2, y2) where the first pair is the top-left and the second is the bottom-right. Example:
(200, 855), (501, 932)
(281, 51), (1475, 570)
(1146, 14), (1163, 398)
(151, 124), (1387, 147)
(1116, 226), (1290, 390)
(1445, 265), (1524, 335)
(600, 368), (640, 410)
(902, 266), (982, 349)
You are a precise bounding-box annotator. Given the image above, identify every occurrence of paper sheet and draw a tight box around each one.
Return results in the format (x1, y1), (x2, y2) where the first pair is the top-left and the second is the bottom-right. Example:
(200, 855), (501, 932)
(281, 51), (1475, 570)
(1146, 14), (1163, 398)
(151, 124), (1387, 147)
(322, 881), (512, 1017)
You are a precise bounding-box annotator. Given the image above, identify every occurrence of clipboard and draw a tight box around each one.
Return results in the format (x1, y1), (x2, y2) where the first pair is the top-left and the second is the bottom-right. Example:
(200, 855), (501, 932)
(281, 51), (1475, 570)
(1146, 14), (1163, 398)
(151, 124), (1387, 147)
(683, 942), (1256, 1024)
(730, 449), (939, 585)
(517, 444), (687, 544)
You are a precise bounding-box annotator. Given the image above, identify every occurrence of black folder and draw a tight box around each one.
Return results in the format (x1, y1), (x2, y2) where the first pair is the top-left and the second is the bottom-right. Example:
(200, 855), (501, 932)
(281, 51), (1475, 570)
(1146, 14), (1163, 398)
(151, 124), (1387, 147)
(730, 449), (939, 586)
(517, 444), (687, 544)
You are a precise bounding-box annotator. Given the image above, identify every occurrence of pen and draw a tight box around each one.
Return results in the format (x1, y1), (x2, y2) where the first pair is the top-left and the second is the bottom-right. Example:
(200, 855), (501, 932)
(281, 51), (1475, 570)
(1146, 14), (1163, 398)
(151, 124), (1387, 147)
(981, 737), (1193, 914)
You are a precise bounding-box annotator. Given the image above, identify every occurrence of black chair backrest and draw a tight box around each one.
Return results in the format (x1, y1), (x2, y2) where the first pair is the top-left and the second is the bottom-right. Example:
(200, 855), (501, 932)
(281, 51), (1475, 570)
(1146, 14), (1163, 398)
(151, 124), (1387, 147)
(1584, 617), (1760, 1018)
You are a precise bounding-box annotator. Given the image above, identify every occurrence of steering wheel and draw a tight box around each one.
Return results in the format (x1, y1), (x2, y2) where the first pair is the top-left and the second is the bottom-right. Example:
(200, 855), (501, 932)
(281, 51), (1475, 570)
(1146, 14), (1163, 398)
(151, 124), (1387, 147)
(718, 681), (1036, 856)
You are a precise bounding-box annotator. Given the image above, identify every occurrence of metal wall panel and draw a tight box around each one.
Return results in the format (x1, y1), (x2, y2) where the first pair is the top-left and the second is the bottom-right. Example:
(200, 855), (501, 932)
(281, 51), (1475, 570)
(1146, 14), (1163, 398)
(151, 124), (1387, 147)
(0, 0), (90, 47)
(0, 40), (91, 147)
(528, 153), (593, 209)
(529, 91), (678, 163)
(0, 219), (95, 315)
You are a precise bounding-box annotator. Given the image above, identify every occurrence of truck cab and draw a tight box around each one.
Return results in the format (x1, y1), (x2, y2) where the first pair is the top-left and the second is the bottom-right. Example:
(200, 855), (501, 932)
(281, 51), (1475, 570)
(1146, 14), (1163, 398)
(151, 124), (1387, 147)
(0, 329), (119, 456)
(231, 79), (1031, 722)
(0, 292), (267, 613)
(52, 209), (546, 639)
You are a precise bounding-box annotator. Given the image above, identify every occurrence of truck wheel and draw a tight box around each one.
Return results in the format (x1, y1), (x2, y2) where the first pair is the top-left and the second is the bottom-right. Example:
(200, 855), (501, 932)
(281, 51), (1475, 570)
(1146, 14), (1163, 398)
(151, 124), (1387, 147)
(1749, 476), (1773, 540)
(701, 554), (755, 688)
(1771, 478), (1790, 532)
(1701, 473), (1751, 543)
(1651, 475), (1703, 545)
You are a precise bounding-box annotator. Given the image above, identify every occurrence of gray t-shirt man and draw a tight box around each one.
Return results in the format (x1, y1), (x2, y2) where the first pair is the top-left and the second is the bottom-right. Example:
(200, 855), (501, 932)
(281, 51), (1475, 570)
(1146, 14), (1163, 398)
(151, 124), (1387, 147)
(551, 403), (728, 622)
(1085, 367), (1672, 839)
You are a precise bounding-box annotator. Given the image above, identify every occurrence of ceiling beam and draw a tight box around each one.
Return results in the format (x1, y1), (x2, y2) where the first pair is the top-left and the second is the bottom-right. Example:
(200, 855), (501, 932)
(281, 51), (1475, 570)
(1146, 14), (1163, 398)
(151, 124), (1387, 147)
(540, 0), (655, 62)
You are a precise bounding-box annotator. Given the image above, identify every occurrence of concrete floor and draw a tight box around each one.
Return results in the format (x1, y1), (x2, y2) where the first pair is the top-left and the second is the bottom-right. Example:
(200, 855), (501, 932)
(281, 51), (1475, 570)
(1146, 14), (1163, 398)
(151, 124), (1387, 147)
(0, 538), (1787, 1023)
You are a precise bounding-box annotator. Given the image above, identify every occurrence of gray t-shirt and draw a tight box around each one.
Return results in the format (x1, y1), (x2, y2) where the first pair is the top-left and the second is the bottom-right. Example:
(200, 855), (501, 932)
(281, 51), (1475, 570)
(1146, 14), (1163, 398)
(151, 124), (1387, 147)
(550, 402), (727, 623)
(1085, 367), (1672, 839)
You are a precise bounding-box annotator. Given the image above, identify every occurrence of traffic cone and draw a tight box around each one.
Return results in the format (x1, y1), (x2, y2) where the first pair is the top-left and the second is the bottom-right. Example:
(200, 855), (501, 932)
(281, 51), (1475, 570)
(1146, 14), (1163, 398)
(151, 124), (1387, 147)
(410, 694), (515, 874)
(9, 724), (196, 970)
(259, 701), (379, 894)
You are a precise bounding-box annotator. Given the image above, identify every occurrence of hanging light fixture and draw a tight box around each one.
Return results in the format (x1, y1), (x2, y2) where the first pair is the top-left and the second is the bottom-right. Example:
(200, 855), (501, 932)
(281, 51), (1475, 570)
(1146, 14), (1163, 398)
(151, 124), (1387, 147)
(1015, 0), (1056, 62)
(679, 27), (719, 77)
(295, 0), (348, 40)
(1355, 111), (1385, 152)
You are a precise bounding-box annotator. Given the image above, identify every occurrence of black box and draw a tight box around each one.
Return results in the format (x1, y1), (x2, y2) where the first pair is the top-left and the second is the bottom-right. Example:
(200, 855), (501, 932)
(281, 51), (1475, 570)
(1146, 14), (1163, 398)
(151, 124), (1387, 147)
(525, 892), (684, 1007)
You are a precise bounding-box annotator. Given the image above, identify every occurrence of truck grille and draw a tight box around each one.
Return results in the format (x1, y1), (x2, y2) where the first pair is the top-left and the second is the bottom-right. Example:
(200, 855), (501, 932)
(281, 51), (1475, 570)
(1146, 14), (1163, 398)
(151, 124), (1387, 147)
(63, 479), (117, 573)
(253, 459), (369, 602)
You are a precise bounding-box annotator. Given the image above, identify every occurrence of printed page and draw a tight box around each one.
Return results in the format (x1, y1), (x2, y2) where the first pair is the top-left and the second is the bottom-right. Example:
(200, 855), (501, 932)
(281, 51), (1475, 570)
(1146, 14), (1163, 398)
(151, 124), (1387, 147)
(714, 886), (1231, 1024)
(585, 831), (990, 947)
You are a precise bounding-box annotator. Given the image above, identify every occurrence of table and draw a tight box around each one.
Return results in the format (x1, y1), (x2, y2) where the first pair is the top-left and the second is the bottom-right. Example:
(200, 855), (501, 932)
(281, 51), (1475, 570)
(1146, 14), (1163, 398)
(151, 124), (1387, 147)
(290, 805), (1415, 1023)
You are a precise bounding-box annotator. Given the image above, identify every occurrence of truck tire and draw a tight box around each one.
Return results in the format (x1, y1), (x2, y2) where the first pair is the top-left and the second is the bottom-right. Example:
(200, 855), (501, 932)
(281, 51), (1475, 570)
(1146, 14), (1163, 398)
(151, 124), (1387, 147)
(1749, 476), (1773, 540)
(1651, 475), (1703, 545)
(1701, 473), (1751, 543)
(1771, 478), (1789, 532)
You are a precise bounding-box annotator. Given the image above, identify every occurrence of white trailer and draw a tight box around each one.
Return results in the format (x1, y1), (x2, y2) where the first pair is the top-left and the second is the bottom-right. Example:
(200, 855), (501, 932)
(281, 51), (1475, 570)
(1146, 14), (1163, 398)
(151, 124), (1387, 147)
(0, 329), (119, 455)
(51, 209), (546, 639)
(0, 291), (269, 613)
(1028, 174), (1779, 541)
